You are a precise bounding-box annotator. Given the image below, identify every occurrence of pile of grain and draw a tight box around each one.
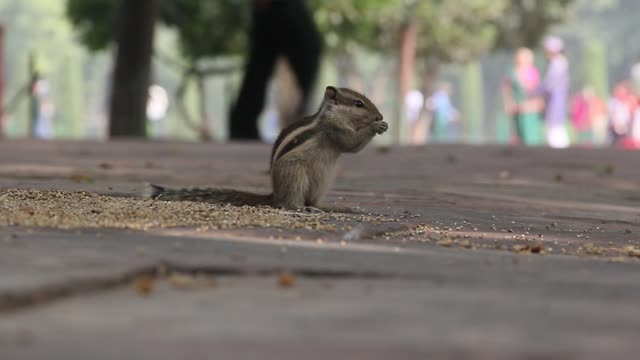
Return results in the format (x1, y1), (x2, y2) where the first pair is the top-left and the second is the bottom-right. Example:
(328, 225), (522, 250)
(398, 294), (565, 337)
(0, 189), (340, 231)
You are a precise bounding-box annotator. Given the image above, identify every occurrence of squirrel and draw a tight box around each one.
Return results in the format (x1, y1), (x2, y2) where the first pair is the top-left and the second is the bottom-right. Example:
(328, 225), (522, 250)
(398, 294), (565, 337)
(145, 86), (388, 212)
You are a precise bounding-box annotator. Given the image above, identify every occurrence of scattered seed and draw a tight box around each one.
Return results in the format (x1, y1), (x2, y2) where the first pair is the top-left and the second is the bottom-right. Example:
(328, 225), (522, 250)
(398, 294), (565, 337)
(278, 271), (296, 288)
(133, 276), (154, 296)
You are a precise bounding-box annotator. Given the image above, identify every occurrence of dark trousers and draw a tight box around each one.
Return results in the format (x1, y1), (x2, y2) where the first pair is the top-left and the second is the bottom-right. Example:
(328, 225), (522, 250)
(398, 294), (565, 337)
(229, 0), (322, 140)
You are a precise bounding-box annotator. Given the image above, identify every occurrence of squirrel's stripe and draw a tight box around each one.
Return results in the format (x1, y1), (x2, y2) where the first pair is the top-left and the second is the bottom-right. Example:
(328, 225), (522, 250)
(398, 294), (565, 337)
(271, 117), (317, 165)
(274, 127), (318, 162)
(270, 102), (330, 166)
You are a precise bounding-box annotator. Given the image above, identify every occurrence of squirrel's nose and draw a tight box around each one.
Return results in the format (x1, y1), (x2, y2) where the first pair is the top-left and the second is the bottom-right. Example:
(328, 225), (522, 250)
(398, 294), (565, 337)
(376, 113), (384, 121)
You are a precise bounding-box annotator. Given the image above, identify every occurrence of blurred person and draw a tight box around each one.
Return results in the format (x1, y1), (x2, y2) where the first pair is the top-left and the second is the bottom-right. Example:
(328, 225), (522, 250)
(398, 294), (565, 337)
(0, 114), (5, 139)
(428, 82), (459, 143)
(257, 75), (281, 144)
(631, 54), (640, 95)
(607, 81), (636, 146)
(33, 78), (55, 139)
(405, 89), (426, 144)
(630, 55), (640, 148)
(147, 84), (169, 121)
(630, 103), (640, 149)
(502, 47), (544, 146)
(569, 86), (597, 146)
(146, 84), (169, 137)
(538, 36), (570, 148)
(229, 0), (322, 140)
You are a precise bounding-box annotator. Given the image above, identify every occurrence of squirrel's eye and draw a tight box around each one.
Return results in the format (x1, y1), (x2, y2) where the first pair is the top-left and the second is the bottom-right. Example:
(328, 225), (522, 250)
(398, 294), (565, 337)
(354, 100), (364, 108)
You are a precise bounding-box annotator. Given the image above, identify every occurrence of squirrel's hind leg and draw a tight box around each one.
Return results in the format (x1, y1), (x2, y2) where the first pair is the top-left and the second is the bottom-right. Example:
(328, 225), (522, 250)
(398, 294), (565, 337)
(272, 162), (308, 210)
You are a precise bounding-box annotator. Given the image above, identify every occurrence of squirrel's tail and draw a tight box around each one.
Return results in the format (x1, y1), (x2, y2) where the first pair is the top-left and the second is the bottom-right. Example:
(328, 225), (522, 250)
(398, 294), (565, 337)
(143, 183), (273, 207)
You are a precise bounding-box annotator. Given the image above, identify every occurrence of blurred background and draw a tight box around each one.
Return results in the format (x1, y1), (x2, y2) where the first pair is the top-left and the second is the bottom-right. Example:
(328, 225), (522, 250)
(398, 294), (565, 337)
(0, 0), (638, 149)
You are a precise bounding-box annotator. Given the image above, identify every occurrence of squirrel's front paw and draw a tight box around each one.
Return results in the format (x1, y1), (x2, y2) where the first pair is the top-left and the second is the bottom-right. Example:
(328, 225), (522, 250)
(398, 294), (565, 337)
(371, 121), (388, 134)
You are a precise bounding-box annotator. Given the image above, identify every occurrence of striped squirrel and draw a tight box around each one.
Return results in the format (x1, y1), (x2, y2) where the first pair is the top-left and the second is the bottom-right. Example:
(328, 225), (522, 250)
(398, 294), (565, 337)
(145, 86), (387, 212)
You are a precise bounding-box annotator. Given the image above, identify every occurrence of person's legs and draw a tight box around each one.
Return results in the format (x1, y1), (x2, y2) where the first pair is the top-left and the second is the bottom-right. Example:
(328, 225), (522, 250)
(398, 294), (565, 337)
(512, 113), (524, 144)
(229, 0), (322, 140)
(520, 113), (545, 146)
(535, 116), (545, 146)
(229, 5), (279, 140)
(432, 112), (444, 142)
(547, 122), (570, 148)
(279, 0), (322, 117)
(577, 129), (591, 145)
(520, 113), (533, 145)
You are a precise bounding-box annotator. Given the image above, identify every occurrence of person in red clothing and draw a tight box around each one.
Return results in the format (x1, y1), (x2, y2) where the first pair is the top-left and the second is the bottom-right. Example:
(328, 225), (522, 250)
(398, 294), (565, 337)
(608, 81), (637, 147)
(570, 87), (597, 146)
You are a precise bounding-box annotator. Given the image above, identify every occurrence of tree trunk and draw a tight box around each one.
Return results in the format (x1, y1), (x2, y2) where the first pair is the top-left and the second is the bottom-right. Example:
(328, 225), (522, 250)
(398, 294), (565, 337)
(109, 0), (158, 138)
(414, 59), (439, 144)
(27, 53), (38, 139)
(461, 61), (484, 143)
(195, 72), (213, 141)
(397, 20), (417, 144)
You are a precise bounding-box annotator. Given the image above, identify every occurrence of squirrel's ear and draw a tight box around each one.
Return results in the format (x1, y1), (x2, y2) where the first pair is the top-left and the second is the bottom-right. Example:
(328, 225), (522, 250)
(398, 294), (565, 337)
(324, 86), (338, 103)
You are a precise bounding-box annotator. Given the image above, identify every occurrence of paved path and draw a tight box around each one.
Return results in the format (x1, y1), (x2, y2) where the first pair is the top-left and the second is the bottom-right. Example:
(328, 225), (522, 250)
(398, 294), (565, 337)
(0, 140), (639, 359)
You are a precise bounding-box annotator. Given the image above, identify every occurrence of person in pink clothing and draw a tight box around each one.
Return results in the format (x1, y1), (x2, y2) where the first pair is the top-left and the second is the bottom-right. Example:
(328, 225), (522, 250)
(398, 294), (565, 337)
(570, 87), (595, 145)
(519, 56), (540, 92)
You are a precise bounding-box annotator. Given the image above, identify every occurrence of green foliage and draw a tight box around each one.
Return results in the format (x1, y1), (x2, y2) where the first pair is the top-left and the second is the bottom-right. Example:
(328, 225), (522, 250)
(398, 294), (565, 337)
(310, 0), (572, 63)
(160, 0), (247, 60)
(563, 0), (640, 41)
(493, 0), (574, 49)
(310, 0), (505, 61)
(66, 0), (248, 59)
(558, 0), (640, 82)
(67, 0), (574, 66)
(412, 0), (507, 62)
(309, 0), (402, 53)
(65, 0), (115, 51)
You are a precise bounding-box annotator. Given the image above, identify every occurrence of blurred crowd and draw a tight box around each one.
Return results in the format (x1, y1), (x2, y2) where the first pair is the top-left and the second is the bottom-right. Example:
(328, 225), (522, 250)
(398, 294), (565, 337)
(407, 36), (640, 149)
(502, 36), (640, 149)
